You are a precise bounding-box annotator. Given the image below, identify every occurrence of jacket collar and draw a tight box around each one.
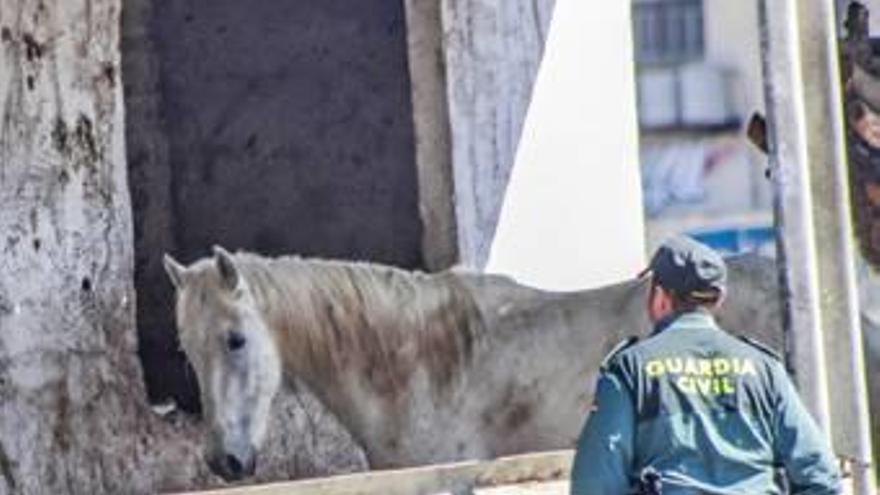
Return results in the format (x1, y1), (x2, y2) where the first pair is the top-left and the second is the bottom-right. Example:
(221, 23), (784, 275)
(652, 307), (717, 335)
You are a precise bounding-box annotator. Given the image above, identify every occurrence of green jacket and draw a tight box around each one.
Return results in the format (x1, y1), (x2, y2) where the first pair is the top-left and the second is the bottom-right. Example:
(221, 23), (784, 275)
(570, 310), (841, 495)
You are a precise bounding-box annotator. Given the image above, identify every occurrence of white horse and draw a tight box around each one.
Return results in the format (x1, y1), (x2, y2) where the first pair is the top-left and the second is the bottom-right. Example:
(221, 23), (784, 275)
(163, 246), (781, 481)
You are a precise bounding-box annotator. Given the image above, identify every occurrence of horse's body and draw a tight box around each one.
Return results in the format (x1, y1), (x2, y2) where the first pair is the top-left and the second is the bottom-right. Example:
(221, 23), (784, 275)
(164, 248), (781, 478)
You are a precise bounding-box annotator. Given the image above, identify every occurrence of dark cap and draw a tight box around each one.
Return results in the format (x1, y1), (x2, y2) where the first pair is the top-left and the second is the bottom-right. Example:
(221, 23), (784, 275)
(641, 236), (727, 298)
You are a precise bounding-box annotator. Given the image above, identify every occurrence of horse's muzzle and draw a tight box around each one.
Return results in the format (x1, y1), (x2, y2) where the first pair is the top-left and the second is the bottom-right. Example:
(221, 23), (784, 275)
(208, 447), (257, 481)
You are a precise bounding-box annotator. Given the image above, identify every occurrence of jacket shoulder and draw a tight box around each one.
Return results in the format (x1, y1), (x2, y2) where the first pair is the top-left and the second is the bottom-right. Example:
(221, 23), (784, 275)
(738, 335), (783, 362)
(601, 336), (640, 370)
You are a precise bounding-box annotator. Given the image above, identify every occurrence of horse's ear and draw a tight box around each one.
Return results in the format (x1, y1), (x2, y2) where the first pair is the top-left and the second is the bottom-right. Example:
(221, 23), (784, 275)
(163, 254), (186, 289)
(212, 245), (240, 292)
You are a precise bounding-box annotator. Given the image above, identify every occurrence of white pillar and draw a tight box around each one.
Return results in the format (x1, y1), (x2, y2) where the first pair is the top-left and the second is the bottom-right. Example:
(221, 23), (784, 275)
(760, 1), (876, 492)
(796, 0), (876, 491)
(758, 0), (833, 435)
(484, 0), (645, 290)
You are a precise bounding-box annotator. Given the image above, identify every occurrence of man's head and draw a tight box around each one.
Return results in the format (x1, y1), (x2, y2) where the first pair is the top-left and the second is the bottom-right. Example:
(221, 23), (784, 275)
(641, 236), (727, 322)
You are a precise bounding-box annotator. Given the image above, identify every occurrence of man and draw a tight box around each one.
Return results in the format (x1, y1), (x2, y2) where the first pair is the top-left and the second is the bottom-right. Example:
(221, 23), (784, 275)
(570, 237), (841, 494)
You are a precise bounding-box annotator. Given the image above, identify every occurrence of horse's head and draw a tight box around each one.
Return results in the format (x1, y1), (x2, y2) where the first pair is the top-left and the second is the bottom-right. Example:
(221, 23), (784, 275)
(163, 246), (282, 481)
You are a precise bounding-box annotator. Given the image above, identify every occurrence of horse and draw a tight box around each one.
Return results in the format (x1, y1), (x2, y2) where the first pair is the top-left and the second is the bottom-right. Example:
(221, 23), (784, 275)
(162, 246), (782, 481)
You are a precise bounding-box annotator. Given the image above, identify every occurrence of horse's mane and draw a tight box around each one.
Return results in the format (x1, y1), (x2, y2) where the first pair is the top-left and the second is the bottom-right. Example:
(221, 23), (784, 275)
(233, 253), (486, 398)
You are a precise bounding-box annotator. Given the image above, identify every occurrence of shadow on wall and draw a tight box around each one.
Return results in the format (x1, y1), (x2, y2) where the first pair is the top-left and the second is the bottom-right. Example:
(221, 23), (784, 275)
(122, 0), (423, 412)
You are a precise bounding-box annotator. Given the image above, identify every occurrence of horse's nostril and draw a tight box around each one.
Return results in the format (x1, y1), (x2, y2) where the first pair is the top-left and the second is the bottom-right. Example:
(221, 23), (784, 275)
(226, 454), (244, 476)
(244, 452), (256, 475)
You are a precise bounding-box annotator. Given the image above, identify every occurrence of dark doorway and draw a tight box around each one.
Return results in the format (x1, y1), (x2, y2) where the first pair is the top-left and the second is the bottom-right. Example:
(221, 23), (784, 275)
(123, 0), (423, 411)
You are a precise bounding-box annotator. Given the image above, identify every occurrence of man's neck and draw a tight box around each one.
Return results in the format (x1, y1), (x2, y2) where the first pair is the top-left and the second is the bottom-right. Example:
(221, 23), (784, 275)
(652, 307), (713, 335)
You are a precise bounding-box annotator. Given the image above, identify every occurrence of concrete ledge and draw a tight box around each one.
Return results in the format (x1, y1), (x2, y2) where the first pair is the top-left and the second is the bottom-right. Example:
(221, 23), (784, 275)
(171, 450), (574, 495)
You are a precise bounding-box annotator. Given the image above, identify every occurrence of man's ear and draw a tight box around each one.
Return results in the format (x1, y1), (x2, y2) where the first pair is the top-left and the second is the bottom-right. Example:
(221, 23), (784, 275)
(212, 245), (240, 292)
(163, 254), (187, 289)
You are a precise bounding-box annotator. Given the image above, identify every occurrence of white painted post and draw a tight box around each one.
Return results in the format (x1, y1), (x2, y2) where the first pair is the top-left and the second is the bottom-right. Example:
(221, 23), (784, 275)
(757, 0), (833, 432)
(483, 0), (645, 291)
(796, 0), (876, 492)
(759, 1), (876, 491)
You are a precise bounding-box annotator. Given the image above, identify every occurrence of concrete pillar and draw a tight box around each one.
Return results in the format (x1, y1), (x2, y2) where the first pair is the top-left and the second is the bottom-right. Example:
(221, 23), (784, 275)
(759, 0), (875, 491)
(441, 0), (556, 270)
(484, 0), (645, 290)
(758, 0), (833, 435)
(797, 0), (876, 491)
(403, 0), (460, 271)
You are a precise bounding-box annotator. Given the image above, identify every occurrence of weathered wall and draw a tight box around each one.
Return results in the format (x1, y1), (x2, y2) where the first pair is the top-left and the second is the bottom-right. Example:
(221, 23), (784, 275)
(441, 0), (556, 268)
(0, 0), (151, 490)
(0, 0), (204, 492)
(124, 0), (425, 409)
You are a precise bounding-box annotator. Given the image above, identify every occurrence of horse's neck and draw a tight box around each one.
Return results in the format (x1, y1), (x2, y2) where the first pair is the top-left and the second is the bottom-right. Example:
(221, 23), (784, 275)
(248, 259), (347, 380)
(250, 258), (650, 466)
(246, 260), (488, 462)
(248, 260), (428, 393)
(246, 260), (367, 445)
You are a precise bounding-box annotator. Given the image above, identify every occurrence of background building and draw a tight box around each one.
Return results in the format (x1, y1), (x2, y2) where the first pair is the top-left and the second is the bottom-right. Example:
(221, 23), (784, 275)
(633, 0), (774, 255)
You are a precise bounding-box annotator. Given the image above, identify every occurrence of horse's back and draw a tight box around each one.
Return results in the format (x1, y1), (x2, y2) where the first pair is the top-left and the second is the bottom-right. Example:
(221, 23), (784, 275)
(719, 254), (782, 351)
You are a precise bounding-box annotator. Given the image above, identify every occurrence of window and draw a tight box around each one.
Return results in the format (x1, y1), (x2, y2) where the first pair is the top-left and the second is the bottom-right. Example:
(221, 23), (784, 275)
(633, 0), (705, 65)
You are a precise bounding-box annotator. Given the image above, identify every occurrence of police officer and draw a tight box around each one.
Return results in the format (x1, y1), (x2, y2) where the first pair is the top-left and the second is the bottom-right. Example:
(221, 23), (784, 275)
(570, 236), (842, 494)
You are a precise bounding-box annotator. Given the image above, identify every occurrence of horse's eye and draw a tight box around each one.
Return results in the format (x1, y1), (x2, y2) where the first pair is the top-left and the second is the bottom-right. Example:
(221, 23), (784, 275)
(226, 331), (246, 352)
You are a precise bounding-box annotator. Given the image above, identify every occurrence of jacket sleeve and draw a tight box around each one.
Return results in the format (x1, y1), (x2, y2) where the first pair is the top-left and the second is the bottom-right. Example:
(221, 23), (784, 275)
(570, 370), (635, 495)
(772, 365), (842, 495)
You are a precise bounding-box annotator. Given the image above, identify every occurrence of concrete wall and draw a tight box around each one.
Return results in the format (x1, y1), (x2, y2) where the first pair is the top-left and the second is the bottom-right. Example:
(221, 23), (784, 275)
(441, 0), (556, 269)
(123, 0), (424, 409)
